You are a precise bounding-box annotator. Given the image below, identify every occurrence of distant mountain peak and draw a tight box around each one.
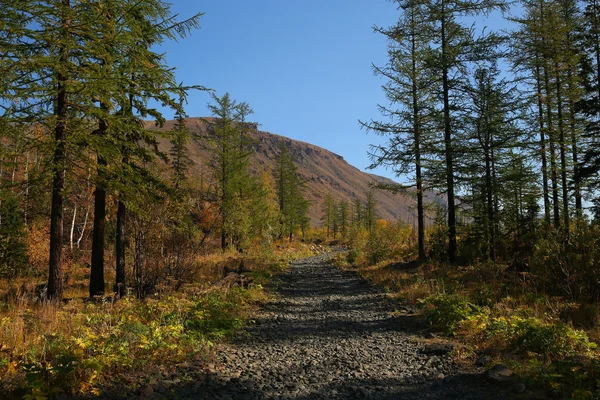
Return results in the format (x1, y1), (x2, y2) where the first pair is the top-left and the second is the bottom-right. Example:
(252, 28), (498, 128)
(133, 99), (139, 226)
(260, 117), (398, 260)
(151, 117), (421, 226)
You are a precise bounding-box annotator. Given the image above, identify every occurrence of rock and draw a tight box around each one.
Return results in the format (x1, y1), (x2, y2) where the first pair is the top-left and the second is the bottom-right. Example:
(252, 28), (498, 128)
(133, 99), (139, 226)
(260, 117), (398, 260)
(142, 385), (154, 397)
(421, 342), (454, 356)
(484, 364), (518, 385)
(511, 383), (526, 394)
(475, 355), (489, 366)
(103, 252), (527, 400)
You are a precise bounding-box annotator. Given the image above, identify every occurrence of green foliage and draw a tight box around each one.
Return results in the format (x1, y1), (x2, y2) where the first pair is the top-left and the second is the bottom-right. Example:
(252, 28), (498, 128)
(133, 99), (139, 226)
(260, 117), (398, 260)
(512, 319), (596, 359)
(0, 288), (252, 397)
(206, 93), (268, 249)
(530, 225), (600, 301)
(0, 195), (28, 277)
(275, 143), (310, 240)
(185, 289), (248, 340)
(420, 294), (479, 335)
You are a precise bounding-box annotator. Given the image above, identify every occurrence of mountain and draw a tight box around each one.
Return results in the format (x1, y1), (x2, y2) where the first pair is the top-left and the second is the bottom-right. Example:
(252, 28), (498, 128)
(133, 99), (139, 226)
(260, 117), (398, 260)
(149, 117), (429, 227)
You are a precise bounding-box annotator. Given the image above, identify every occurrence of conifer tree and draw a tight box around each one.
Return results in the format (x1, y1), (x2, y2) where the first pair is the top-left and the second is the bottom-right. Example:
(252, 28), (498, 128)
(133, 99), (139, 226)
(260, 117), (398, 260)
(275, 143), (309, 241)
(206, 93), (257, 250)
(362, 0), (433, 262)
(171, 97), (191, 189)
(337, 200), (349, 240)
(321, 192), (336, 238)
(365, 190), (378, 232)
(425, 0), (506, 262)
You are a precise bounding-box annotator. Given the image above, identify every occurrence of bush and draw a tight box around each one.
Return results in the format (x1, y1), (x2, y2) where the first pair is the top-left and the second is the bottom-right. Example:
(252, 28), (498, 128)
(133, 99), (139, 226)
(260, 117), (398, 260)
(530, 226), (600, 302)
(419, 294), (479, 335)
(512, 318), (596, 359)
(0, 196), (28, 278)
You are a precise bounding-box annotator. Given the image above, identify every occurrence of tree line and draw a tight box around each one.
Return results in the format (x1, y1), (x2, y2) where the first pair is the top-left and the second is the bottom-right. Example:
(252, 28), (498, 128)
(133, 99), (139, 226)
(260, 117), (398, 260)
(363, 0), (600, 265)
(0, 1), (308, 301)
(320, 190), (378, 239)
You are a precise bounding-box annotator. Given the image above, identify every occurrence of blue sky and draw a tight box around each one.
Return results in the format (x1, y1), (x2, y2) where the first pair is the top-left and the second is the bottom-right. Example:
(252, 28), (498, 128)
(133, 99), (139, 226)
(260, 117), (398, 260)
(157, 1), (513, 181)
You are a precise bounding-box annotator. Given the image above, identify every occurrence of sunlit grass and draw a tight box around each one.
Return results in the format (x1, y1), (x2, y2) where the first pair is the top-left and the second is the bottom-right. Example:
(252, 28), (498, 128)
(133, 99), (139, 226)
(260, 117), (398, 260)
(0, 241), (315, 398)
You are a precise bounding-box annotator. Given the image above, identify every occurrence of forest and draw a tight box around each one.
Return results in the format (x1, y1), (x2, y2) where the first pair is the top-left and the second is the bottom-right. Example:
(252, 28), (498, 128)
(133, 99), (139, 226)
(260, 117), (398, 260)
(2, 0), (600, 399)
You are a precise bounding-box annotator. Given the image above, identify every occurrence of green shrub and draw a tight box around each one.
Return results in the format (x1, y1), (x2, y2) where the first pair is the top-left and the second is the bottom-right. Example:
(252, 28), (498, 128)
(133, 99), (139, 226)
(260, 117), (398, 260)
(512, 318), (596, 359)
(0, 195), (28, 278)
(185, 289), (247, 340)
(419, 294), (479, 335)
(530, 226), (600, 302)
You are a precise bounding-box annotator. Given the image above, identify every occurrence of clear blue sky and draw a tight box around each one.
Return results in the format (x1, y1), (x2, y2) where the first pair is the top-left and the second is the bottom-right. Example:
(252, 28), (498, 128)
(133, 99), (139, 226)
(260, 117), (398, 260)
(157, 1), (513, 181)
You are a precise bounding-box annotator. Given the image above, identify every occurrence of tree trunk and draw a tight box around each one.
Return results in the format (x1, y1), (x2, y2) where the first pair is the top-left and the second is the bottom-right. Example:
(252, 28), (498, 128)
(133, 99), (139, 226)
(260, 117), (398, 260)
(115, 199), (126, 298)
(535, 62), (551, 226)
(554, 62), (570, 233)
(539, 2), (560, 229)
(48, 0), (70, 300)
(543, 61), (560, 228)
(90, 177), (106, 298)
(441, 3), (457, 263)
(70, 204), (77, 250)
(567, 72), (582, 216)
(411, 9), (426, 262)
(485, 143), (495, 261)
(77, 202), (90, 248)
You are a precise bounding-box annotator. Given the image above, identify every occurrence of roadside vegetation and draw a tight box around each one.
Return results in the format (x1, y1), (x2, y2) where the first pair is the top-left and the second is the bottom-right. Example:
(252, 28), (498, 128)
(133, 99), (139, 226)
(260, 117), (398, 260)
(331, 218), (600, 399)
(0, 242), (315, 399)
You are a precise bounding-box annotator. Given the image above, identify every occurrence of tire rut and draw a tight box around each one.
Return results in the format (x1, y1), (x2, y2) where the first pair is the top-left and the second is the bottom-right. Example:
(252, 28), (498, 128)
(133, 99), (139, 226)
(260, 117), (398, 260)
(181, 253), (526, 400)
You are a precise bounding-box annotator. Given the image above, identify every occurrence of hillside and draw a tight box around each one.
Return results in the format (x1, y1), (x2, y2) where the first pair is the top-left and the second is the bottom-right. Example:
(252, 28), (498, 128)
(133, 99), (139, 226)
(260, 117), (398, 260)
(150, 117), (430, 226)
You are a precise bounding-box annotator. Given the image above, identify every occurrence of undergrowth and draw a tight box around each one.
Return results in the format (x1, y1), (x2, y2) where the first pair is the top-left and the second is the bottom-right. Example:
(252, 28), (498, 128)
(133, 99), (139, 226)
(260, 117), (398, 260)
(0, 242), (314, 399)
(335, 222), (600, 399)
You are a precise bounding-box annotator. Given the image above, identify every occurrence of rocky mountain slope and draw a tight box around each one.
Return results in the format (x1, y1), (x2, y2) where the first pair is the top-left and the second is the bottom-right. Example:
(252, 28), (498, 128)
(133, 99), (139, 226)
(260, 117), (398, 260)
(151, 117), (436, 226)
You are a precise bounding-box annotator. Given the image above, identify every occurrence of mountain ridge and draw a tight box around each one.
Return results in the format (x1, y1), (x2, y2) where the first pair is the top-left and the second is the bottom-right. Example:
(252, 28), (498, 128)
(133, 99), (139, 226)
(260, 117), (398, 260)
(150, 117), (423, 226)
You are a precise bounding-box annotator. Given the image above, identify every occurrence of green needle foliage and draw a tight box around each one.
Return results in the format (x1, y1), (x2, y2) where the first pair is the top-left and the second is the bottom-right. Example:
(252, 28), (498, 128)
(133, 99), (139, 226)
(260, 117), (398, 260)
(275, 143), (310, 241)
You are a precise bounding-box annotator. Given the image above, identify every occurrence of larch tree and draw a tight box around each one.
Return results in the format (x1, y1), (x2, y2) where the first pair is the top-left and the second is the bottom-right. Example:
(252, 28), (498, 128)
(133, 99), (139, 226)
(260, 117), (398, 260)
(0, 0), (109, 299)
(425, 0), (507, 262)
(85, 0), (202, 297)
(321, 192), (336, 238)
(361, 0), (434, 262)
(274, 143), (309, 241)
(206, 93), (257, 251)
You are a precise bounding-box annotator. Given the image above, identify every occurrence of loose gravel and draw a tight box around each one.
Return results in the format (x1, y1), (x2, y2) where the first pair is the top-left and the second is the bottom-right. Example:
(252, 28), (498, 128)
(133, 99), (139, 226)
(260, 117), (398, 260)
(179, 253), (526, 400)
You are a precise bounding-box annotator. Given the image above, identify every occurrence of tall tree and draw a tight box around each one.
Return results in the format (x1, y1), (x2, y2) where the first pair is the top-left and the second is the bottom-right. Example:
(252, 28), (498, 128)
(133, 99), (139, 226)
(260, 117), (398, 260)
(461, 63), (523, 261)
(321, 192), (336, 238)
(275, 143), (309, 241)
(425, 0), (506, 262)
(362, 0), (433, 262)
(171, 96), (191, 189)
(365, 189), (378, 233)
(206, 93), (257, 250)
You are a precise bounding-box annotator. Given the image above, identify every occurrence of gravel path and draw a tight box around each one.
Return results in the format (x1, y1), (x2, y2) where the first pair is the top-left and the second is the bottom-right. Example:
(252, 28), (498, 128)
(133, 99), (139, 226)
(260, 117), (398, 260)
(178, 253), (527, 400)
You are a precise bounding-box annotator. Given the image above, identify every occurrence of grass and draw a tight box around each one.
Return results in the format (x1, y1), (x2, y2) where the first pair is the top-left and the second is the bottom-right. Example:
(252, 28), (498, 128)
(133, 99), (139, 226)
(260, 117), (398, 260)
(334, 249), (600, 399)
(0, 241), (315, 399)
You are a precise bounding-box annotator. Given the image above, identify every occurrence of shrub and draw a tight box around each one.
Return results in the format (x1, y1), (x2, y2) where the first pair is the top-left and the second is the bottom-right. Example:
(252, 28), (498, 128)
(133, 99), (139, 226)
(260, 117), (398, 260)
(512, 318), (596, 359)
(530, 226), (600, 302)
(419, 294), (479, 335)
(0, 196), (28, 278)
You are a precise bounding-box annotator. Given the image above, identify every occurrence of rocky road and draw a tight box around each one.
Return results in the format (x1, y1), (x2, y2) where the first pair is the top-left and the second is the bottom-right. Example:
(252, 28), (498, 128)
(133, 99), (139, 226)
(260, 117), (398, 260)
(177, 253), (528, 400)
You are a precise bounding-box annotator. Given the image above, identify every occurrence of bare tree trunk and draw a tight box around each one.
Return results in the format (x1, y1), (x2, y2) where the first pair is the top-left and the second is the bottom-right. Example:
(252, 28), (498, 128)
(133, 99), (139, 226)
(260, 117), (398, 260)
(70, 204), (77, 250)
(90, 175), (106, 298)
(24, 153), (29, 226)
(90, 115), (108, 298)
(0, 159), (3, 226)
(410, 9), (425, 262)
(77, 202), (90, 248)
(543, 61), (560, 229)
(535, 61), (551, 226)
(554, 62), (569, 234)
